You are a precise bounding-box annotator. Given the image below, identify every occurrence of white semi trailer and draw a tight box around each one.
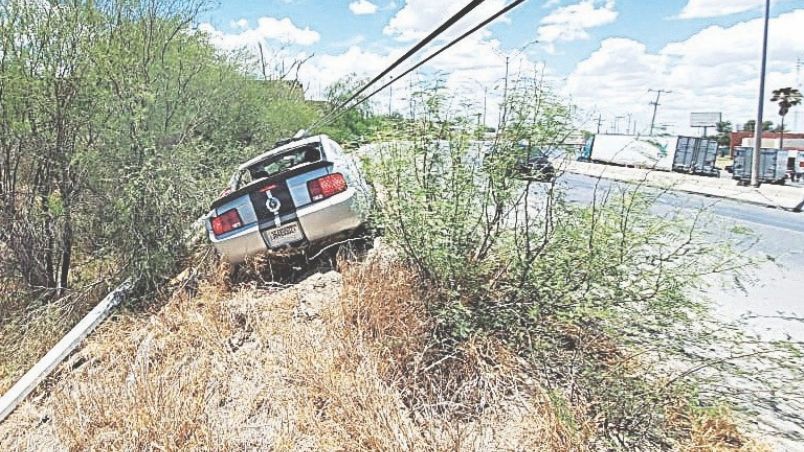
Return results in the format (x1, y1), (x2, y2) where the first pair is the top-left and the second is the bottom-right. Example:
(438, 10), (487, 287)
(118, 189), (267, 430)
(580, 134), (719, 176)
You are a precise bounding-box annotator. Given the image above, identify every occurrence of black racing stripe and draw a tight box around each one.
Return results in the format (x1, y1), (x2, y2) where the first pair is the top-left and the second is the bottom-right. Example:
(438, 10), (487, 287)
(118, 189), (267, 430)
(258, 211), (300, 231)
(250, 182), (295, 222)
(210, 161), (331, 211)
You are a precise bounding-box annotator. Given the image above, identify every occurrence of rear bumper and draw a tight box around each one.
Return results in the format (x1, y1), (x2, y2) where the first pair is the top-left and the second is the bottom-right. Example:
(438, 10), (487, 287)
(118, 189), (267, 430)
(297, 189), (363, 242)
(208, 189), (365, 263)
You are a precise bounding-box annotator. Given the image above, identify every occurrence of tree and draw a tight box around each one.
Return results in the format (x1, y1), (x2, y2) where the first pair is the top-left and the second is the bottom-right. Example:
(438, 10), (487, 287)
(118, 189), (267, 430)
(0, 0), (318, 298)
(770, 87), (802, 150)
(742, 120), (774, 133)
(715, 121), (733, 147)
(320, 75), (383, 143)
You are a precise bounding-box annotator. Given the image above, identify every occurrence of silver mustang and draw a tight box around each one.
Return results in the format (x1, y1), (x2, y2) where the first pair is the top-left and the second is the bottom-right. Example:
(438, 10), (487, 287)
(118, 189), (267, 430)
(205, 134), (373, 263)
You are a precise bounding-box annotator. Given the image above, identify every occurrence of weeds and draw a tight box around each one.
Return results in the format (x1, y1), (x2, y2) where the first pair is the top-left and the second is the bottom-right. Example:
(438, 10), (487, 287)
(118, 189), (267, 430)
(363, 78), (764, 449)
(0, 250), (590, 451)
(0, 66), (771, 452)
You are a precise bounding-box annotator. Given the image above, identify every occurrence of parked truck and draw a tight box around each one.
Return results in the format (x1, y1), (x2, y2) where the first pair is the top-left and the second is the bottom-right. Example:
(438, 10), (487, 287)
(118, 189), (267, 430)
(786, 150), (804, 182)
(689, 137), (719, 176)
(580, 134), (720, 176)
(732, 147), (788, 185)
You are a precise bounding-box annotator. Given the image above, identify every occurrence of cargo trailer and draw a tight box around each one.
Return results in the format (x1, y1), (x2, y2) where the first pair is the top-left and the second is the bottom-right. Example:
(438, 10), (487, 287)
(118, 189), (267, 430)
(786, 150), (804, 181)
(672, 136), (697, 173)
(732, 147), (787, 185)
(691, 138), (719, 176)
(581, 135), (720, 176)
(580, 135), (678, 170)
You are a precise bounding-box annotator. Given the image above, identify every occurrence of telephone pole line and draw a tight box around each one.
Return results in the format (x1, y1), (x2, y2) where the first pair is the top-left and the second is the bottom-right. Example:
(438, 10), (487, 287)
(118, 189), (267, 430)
(614, 116), (625, 134)
(751, 0), (771, 187)
(596, 114), (603, 134)
(795, 56), (802, 132)
(389, 83), (393, 116)
(649, 89), (671, 136)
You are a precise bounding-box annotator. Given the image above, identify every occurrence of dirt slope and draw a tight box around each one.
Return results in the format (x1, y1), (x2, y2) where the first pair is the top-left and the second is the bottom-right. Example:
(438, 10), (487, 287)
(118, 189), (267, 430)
(0, 247), (572, 451)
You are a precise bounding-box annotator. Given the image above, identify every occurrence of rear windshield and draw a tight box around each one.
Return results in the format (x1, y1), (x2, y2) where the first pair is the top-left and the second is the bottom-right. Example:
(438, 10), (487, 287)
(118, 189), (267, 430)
(246, 143), (322, 181)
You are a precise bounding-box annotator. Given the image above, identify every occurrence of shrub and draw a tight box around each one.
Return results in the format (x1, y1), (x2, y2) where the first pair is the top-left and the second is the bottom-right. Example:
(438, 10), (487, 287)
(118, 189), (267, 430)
(366, 77), (754, 448)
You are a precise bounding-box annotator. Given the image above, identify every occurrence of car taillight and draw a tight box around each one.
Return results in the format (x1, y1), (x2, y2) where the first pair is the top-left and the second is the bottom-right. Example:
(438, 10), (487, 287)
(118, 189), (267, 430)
(307, 173), (347, 201)
(211, 209), (243, 236)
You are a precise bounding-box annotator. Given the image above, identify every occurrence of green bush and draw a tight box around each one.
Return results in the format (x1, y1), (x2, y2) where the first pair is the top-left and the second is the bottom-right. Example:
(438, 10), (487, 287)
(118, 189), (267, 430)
(0, 0), (320, 296)
(366, 79), (748, 448)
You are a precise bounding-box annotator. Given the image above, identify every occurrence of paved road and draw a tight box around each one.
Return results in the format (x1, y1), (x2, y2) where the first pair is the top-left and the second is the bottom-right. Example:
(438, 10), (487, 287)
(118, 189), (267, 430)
(559, 172), (804, 340)
(557, 172), (804, 450)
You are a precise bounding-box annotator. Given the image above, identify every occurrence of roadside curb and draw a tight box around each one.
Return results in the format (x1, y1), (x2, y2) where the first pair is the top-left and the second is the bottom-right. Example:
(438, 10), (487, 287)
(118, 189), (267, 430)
(561, 163), (804, 213)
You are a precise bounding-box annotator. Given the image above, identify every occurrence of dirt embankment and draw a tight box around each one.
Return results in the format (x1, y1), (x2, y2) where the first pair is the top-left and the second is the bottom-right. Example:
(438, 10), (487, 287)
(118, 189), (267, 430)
(0, 244), (580, 451)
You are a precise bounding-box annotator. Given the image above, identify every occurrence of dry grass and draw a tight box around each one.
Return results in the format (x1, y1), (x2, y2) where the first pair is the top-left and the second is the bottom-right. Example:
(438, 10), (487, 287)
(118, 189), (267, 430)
(0, 247), (590, 451)
(668, 403), (770, 452)
(0, 284), (107, 394)
(0, 244), (764, 451)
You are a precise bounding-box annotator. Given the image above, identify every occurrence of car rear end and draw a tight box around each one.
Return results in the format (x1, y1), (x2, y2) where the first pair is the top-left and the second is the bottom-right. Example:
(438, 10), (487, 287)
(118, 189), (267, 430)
(205, 136), (372, 263)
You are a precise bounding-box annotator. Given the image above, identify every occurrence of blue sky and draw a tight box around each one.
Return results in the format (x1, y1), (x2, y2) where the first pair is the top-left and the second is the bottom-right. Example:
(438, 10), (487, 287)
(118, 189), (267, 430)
(199, 1), (804, 134)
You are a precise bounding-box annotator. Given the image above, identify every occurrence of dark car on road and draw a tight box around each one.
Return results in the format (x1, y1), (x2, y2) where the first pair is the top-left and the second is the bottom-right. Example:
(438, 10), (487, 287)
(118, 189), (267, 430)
(516, 152), (556, 182)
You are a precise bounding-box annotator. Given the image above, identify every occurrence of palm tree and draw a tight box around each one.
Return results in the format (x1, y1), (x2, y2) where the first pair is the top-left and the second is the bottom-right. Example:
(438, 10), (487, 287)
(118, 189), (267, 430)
(770, 87), (802, 151)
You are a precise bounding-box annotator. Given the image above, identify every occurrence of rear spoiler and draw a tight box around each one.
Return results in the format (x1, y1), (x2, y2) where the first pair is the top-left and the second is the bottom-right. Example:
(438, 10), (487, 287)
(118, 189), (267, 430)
(210, 161), (331, 212)
(273, 129), (310, 148)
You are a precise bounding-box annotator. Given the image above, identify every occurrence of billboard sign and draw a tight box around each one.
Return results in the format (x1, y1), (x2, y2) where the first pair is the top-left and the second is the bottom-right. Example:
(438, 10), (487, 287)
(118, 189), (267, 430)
(690, 112), (722, 128)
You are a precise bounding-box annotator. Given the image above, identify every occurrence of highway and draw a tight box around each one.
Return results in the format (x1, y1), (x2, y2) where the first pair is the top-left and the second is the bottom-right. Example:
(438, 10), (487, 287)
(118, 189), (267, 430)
(559, 171), (804, 340)
(557, 171), (804, 449)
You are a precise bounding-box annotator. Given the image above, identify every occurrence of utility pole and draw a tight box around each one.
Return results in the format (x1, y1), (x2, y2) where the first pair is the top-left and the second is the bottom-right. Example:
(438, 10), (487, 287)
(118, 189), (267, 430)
(649, 89), (671, 136)
(614, 116), (625, 134)
(502, 56), (510, 120)
(482, 86), (488, 128)
(491, 53), (512, 125)
(596, 114), (603, 134)
(626, 113), (632, 135)
(389, 83), (393, 116)
(751, 0), (771, 187)
(795, 57), (801, 132)
(409, 75), (415, 120)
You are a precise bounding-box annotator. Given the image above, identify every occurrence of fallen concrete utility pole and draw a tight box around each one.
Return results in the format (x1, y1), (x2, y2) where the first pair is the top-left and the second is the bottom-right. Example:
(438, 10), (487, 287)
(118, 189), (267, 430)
(0, 218), (207, 424)
(0, 279), (133, 423)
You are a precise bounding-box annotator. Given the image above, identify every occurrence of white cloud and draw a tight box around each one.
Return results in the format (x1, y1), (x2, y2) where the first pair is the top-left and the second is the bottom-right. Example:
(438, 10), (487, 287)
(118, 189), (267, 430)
(295, 0), (534, 119)
(198, 16), (320, 49)
(565, 9), (804, 134)
(677, 0), (783, 19)
(383, 0), (509, 42)
(298, 26), (539, 124)
(349, 0), (379, 15)
(299, 46), (397, 93)
(536, 0), (618, 50)
(231, 19), (249, 30)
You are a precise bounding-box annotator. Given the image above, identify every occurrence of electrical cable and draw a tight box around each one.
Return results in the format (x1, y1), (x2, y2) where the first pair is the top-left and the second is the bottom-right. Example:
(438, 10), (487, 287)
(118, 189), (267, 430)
(317, 0), (528, 129)
(310, 0), (488, 131)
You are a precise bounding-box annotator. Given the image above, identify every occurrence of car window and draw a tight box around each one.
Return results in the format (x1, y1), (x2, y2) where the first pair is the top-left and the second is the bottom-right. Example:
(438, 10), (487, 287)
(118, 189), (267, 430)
(247, 143), (322, 181)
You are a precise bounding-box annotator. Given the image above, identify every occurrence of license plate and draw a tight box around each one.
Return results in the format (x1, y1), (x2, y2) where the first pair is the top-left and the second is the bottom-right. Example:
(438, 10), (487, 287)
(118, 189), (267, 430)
(264, 222), (303, 248)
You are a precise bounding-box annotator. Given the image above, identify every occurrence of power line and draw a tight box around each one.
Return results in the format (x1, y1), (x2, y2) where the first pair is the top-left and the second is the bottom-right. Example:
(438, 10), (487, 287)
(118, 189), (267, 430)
(310, 0), (487, 130)
(649, 88), (671, 136)
(316, 0), (529, 130)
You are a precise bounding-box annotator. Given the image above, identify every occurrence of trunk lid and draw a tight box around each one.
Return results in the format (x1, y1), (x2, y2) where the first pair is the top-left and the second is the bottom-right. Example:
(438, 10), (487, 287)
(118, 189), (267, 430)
(208, 141), (331, 242)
